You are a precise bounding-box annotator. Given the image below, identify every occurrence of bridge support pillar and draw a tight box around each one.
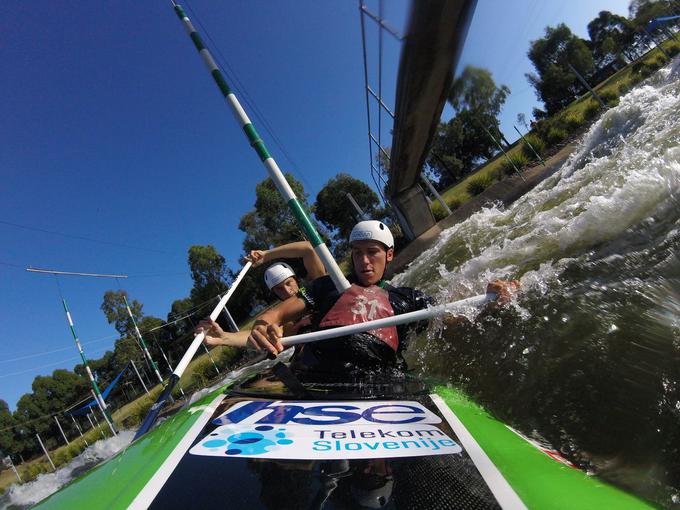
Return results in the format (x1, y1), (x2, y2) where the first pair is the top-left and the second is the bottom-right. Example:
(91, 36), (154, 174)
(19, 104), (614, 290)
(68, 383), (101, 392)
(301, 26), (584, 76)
(391, 186), (436, 240)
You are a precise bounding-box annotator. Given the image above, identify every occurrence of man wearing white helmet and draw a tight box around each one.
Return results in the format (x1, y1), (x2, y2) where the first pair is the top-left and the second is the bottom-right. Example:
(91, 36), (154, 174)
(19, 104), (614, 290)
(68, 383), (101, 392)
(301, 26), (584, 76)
(248, 241), (326, 301)
(244, 221), (426, 376)
(246, 220), (519, 378)
(196, 241), (324, 348)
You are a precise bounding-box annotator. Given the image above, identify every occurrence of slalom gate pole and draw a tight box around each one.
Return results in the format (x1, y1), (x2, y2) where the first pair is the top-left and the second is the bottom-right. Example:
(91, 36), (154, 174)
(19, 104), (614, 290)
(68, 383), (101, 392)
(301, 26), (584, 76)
(54, 416), (70, 446)
(35, 434), (56, 471)
(123, 295), (164, 385)
(171, 2), (350, 294)
(61, 299), (115, 427)
(70, 415), (88, 446)
(134, 262), (252, 440)
(91, 390), (117, 436)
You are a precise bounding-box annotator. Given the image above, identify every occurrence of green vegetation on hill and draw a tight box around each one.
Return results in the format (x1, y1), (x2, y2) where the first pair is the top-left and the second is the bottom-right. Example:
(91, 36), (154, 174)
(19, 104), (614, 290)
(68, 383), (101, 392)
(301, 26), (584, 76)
(431, 38), (680, 217)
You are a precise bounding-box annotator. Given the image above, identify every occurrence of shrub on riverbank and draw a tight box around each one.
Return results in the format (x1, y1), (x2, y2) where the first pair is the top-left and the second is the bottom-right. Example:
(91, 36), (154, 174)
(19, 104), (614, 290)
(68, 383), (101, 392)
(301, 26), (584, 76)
(501, 153), (529, 176)
(563, 111), (585, 130)
(466, 175), (495, 195)
(546, 127), (569, 144)
(125, 396), (155, 427)
(600, 89), (619, 107)
(582, 100), (601, 120)
(521, 134), (545, 160)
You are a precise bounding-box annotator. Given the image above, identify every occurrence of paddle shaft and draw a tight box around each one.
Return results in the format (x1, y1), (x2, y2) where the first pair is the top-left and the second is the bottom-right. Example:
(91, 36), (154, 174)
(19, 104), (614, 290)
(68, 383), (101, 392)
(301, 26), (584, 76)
(134, 262), (252, 440)
(173, 262), (252, 376)
(281, 293), (495, 347)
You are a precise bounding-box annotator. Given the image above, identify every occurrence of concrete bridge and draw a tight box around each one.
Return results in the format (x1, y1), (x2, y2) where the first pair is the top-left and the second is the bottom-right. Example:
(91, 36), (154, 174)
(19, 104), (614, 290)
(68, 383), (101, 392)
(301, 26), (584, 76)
(387, 0), (476, 239)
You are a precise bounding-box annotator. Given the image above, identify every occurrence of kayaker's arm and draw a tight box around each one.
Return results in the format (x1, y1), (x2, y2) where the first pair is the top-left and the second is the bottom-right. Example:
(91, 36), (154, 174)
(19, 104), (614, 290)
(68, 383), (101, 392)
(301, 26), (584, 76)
(245, 241), (326, 279)
(441, 279), (521, 328)
(247, 296), (308, 356)
(195, 319), (250, 347)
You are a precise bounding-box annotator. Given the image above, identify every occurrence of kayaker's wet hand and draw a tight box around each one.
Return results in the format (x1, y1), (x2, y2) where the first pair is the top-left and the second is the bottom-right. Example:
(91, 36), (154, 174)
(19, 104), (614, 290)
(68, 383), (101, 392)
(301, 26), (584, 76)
(247, 323), (283, 357)
(486, 279), (520, 304)
(196, 319), (224, 346)
(245, 250), (267, 268)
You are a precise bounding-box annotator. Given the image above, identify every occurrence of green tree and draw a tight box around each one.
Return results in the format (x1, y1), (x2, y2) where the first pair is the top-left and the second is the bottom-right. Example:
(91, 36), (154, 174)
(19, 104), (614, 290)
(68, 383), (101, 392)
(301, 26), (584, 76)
(629, 0), (678, 25)
(101, 290), (143, 338)
(526, 24), (595, 115)
(588, 11), (636, 67)
(187, 245), (229, 305)
(0, 400), (19, 457)
(76, 350), (115, 391)
(14, 370), (89, 453)
(447, 66), (510, 115)
(239, 174), (311, 253)
(136, 316), (169, 371)
(164, 297), (197, 361)
(314, 173), (386, 255)
(428, 66), (510, 185)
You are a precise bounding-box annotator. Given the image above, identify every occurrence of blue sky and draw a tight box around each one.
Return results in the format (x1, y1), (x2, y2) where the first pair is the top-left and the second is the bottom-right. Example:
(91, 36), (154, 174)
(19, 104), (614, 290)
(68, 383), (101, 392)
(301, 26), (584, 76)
(1, 0), (629, 409)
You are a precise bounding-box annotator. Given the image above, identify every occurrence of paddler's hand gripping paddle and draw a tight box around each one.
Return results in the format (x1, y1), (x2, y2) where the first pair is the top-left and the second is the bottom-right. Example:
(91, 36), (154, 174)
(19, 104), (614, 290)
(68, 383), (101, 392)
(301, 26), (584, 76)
(134, 262), (252, 440)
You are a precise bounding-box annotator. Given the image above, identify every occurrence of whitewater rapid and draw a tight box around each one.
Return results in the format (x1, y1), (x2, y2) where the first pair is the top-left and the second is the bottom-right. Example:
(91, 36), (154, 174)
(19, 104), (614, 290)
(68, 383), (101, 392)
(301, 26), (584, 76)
(0, 431), (134, 509)
(394, 60), (680, 507)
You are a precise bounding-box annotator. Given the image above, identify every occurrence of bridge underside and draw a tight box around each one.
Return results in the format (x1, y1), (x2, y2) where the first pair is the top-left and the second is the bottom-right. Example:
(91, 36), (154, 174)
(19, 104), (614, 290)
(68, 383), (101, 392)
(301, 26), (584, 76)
(387, 0), (476, 239)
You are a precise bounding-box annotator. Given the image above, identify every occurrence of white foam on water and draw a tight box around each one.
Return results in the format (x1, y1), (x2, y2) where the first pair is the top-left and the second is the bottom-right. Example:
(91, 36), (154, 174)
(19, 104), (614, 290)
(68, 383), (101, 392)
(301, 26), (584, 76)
(1, 431), (134, 509)
(393, 61), (680, 310)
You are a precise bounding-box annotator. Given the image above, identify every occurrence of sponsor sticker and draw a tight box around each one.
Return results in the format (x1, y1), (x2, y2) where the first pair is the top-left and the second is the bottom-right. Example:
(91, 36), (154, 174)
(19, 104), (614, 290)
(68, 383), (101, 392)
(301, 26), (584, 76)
(189, 400), (462, 460)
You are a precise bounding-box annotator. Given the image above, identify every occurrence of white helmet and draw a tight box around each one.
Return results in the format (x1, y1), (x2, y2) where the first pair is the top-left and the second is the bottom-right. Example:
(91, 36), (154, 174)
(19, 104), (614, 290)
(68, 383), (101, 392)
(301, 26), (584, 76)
(349, 220), (394, 249)
(264, 262), (296, 290)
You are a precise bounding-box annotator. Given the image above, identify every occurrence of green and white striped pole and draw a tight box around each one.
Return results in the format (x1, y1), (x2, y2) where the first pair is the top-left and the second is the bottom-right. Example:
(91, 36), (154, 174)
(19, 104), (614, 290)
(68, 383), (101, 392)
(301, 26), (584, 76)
(123, 295), (164, 385)
(172, 3), (350, 293)
(61, 299), (115, 432)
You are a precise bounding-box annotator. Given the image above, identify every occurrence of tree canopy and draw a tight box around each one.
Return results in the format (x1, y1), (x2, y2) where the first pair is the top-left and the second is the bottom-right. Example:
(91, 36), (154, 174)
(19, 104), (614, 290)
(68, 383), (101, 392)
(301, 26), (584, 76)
(314, 173), (386, 255)
(429, 66), (509, 185)
(101, 290), (143, 338)
(239, 174), (310, 253)
(526, 23), (595, 115)
(588, 11), (636, 69)
(187, 245), (229, 305)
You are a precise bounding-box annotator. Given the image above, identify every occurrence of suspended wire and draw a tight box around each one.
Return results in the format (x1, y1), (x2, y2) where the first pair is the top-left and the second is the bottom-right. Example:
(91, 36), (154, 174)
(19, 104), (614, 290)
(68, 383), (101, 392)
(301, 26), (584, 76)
(1, 260), (187, 280)
(151, 296), (218, 332)
(182, 0), (313, 192)
(0, 346), (110, 380)
(377, 0), (384, 183)
(0, 334), (118, 365)
(359, 0), (398, 207)
(359, 1), (383, 203)
(0, 261), (23, 269)
(1, 384), (113, 433)
(0, 219), (170, 255)
(125, 271), (188, 278)
(0, 290), (226, 365)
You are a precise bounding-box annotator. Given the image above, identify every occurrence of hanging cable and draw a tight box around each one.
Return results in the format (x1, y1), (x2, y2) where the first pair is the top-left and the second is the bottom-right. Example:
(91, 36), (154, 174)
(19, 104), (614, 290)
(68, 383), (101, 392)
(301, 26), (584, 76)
(0, 219), (170, 255)
(377, 0), (384, 185)
(0, 346), (110, 380)
(359, 1), (384, 203)
(183, 0), (313, 191)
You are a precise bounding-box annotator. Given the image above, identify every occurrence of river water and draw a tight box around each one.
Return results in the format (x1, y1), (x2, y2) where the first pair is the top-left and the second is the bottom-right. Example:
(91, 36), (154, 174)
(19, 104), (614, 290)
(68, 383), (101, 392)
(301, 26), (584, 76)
(2, 60), (678, 510)
(394, 59), (680, 507)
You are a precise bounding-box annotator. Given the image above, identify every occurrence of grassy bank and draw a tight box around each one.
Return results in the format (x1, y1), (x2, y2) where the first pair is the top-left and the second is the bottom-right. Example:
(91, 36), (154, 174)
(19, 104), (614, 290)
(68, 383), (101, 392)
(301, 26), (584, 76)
(431, 39), (680, 219)
(0, 341), (244, 493)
